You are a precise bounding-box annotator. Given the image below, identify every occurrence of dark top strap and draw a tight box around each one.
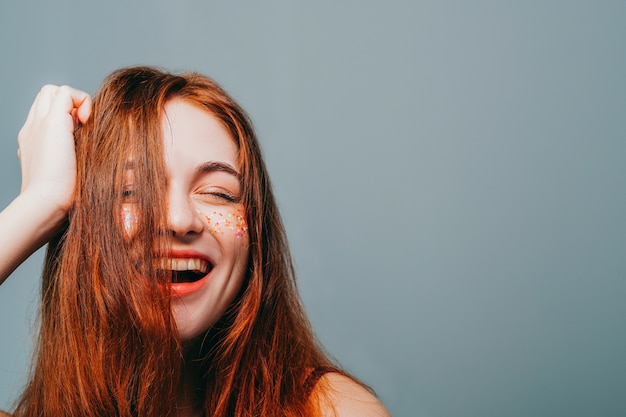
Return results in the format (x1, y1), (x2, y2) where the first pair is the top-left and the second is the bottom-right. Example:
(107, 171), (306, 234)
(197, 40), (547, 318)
(303, 365), (338, 397)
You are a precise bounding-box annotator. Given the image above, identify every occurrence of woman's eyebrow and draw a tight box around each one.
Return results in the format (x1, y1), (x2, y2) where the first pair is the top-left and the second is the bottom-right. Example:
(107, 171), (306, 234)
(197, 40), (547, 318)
(196, 161), (241, 179)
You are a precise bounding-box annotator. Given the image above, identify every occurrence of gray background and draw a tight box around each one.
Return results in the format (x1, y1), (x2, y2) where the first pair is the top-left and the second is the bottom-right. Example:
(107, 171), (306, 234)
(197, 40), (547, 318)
(1, 1), (625, 416)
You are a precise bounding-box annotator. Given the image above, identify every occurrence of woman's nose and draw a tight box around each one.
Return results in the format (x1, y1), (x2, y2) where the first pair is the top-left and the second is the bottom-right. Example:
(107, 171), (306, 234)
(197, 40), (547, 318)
(166, 187), (204, 236)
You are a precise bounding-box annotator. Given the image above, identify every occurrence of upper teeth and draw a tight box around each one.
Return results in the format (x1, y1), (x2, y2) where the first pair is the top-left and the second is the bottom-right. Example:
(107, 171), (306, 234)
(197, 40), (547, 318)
(158, 258), (210, 273)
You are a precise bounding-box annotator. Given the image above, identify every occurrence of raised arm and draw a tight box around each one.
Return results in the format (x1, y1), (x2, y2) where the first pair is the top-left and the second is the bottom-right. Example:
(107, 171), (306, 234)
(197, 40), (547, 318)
(0, 85), (91, 285)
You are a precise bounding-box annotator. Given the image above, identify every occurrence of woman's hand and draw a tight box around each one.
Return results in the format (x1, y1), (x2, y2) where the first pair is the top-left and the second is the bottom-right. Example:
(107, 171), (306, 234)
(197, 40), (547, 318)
(0, 85), (91, 284)
(18, 85), (92, 213)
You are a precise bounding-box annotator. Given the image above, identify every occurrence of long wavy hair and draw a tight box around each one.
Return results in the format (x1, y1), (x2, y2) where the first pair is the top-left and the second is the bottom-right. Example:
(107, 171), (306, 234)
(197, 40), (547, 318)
(13, 67), (336, 417)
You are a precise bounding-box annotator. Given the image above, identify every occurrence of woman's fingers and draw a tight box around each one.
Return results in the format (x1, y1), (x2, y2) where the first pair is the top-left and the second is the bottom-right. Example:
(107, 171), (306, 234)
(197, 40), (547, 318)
(76, 94), (92, 124)
(17, 84), (91, 211)
(19, 85), (91, 150)
(30, 85), (56, 121)
(46, 85), (92, 121)
(23, 84), (91, 128)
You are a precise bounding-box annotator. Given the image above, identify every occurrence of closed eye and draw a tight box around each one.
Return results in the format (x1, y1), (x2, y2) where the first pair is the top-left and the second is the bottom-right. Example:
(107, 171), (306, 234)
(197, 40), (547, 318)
(193, 164), (242, 204)
(209, 191), (237, 202)
(197, 188), (240, 204)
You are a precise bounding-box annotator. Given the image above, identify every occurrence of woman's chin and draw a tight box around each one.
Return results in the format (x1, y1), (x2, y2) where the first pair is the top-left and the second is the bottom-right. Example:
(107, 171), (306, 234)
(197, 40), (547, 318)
(172, 303), (219, 343)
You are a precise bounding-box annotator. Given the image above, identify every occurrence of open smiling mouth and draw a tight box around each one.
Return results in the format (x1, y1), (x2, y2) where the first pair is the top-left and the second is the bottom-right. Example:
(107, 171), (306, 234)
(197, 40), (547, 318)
(157, 258), (213, 283)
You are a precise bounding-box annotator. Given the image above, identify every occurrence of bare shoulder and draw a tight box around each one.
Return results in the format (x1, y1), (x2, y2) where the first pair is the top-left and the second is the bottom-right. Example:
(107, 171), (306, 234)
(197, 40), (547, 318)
(0, 411), (12, 417)
(317, 372), (392, 417)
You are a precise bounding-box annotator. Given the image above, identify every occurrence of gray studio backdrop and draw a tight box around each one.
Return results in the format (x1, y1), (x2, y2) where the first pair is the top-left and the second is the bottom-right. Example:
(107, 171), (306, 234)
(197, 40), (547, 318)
(1, 1), (625, 416)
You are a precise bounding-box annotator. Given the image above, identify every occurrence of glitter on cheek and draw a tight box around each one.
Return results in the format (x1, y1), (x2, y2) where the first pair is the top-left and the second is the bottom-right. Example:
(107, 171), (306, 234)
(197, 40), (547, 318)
(233, 209), (249, 238)
(203, 208), (248, 238)
(120, 205), (139, 237)
(203, 213), (220, 236)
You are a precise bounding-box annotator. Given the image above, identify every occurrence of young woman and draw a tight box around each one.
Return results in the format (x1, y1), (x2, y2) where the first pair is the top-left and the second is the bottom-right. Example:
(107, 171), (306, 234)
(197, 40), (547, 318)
(0, 67), (390, 417)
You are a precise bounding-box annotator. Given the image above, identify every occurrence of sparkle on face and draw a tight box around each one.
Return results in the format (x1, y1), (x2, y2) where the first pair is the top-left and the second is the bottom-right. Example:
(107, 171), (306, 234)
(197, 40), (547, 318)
(204, 208), (248, 237)
(121, 205), (139, 236)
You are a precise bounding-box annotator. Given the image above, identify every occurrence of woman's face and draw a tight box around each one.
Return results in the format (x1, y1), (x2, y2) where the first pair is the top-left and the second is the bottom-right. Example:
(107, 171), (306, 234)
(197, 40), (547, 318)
(125, 99), (250, 341)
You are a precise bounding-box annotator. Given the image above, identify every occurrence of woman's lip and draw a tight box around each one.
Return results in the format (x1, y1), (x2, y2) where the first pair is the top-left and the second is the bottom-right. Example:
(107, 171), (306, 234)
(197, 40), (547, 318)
(159, 249), (213, 262)
(169, 271), (211, 296)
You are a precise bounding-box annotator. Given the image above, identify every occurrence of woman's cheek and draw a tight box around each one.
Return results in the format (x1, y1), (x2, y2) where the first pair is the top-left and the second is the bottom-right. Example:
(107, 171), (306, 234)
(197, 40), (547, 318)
(121, 204), (140, 238)
(203, 207), (248, 238)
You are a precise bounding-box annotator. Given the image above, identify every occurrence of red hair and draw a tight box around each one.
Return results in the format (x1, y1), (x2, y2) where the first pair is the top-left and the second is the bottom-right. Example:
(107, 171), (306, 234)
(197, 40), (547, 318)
(13, 67), (338, 416)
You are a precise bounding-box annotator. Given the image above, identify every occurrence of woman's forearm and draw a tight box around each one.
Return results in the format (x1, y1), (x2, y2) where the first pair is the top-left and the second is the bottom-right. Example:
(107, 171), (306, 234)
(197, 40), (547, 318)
(0, 192), (67, 285)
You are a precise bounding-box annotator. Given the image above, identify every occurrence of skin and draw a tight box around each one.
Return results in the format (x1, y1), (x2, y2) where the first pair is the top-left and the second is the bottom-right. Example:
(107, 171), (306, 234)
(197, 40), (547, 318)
(0, 85), (91, 284)
(0, 86), (391, 417)
(157, 99), (250, 341)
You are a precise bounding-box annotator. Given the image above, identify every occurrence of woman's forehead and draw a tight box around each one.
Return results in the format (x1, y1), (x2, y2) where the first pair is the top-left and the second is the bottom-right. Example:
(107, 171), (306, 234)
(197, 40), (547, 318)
(161, 99), (239, 171)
